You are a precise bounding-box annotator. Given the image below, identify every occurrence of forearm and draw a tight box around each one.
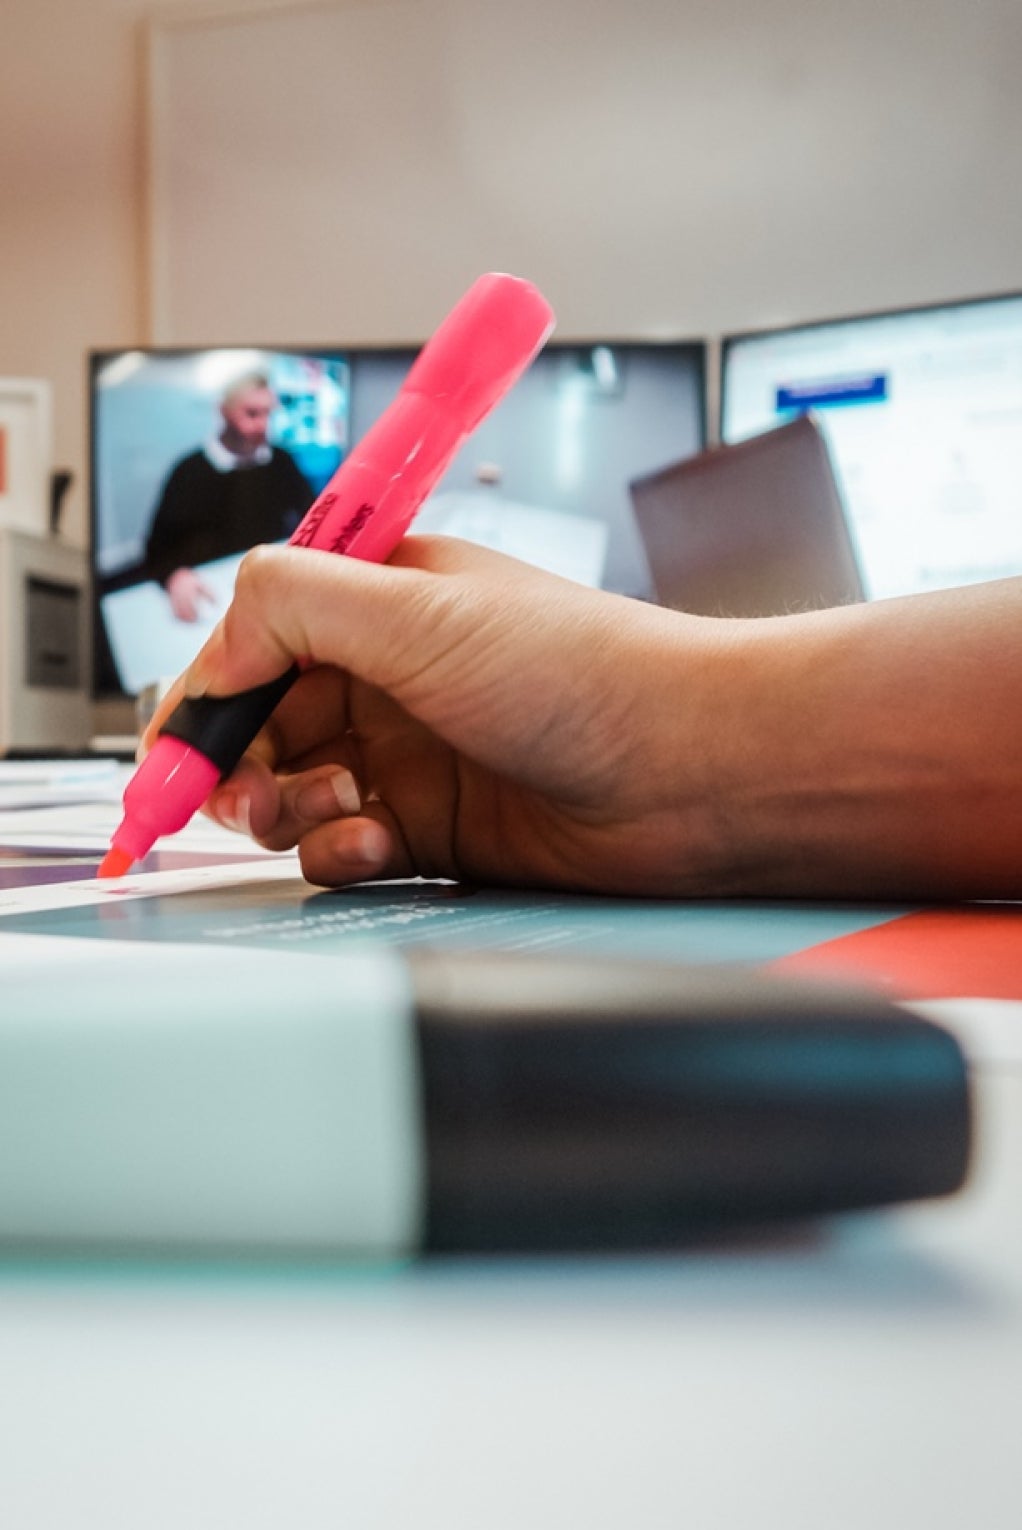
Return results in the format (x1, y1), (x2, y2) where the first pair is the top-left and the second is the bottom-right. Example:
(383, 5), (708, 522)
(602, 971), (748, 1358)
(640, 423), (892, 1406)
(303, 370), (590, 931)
(691, 578), (1022, 899)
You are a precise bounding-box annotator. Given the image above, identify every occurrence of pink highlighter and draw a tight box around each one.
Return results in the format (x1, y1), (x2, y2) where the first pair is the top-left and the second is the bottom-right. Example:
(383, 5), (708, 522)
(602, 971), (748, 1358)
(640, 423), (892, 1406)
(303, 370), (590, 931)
(98, 273), (556, 878)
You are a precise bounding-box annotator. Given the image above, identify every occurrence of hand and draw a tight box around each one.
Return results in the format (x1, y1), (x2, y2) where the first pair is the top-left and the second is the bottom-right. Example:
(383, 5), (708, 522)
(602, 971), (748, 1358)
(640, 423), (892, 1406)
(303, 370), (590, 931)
(147, 537), (744, 893)
(165, 567), (216, 623)
(146, 542), (1022, 899)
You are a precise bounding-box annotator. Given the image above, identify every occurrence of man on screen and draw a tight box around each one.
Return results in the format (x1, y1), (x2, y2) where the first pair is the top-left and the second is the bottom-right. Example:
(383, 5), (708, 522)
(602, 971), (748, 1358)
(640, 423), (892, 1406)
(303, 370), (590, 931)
(143, 371), (314, 621)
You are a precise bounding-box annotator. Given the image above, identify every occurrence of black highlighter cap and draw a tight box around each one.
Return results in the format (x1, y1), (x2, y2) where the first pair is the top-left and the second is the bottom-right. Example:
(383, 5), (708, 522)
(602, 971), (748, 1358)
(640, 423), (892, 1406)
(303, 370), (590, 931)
(159, 666), (301, 779)
(409, 951), (972, 1253)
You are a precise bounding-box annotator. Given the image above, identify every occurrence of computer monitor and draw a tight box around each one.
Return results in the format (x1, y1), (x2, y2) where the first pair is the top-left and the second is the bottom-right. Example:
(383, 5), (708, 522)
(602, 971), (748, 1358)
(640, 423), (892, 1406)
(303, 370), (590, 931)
(720, 290), (1022, 601)
(90, 340), (706, 699)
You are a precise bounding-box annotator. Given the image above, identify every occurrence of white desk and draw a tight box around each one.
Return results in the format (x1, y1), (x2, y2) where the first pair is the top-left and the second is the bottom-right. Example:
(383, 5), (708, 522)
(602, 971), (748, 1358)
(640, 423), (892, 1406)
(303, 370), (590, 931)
(0, 790), (1019, 1526)
(0, 1062), (1019, 1529)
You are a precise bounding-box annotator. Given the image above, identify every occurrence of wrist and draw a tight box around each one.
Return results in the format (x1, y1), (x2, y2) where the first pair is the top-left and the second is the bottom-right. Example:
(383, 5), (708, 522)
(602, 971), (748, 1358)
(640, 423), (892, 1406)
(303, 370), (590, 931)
(653, 611), (787, 895)
(632, 604), (872, 897)
(591, 602), (773, 896)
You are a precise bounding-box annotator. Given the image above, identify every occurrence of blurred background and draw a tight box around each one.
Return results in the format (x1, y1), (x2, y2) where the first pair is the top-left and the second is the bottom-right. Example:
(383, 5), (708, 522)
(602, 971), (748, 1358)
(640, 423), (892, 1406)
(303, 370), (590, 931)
(2, 0), (1021, 727)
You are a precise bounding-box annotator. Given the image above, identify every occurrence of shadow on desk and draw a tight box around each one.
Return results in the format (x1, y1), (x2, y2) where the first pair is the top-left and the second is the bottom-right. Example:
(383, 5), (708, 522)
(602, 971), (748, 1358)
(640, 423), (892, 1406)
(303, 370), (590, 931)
(0, 1212), (999, 1320)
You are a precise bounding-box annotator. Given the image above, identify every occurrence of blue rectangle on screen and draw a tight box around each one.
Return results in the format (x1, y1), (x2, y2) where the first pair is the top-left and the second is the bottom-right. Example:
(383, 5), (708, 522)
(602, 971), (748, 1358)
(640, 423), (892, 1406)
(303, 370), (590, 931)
(776, 374), (888, 411)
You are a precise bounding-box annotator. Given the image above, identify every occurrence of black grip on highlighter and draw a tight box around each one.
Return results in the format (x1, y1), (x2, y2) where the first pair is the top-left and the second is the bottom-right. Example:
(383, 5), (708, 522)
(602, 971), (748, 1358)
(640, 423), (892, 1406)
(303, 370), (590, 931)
(159, 666), (301, 779)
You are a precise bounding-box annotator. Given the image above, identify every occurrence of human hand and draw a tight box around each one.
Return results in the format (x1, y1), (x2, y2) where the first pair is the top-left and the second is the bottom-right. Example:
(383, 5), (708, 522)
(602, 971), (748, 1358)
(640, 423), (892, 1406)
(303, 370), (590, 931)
(146, 537), (747, 894)
(165, 567), (216, 623)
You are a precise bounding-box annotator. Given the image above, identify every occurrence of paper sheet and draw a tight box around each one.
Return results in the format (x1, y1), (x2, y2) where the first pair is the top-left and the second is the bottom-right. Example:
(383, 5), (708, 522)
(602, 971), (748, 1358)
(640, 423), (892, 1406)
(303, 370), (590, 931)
(0, 787), (1017, 1070)
(0, 758), (124, 812)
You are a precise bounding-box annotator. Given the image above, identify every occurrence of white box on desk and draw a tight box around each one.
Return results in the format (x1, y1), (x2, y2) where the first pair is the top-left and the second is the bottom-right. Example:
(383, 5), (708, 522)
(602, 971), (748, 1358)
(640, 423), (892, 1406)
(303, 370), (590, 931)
(0, 528), (91, 753)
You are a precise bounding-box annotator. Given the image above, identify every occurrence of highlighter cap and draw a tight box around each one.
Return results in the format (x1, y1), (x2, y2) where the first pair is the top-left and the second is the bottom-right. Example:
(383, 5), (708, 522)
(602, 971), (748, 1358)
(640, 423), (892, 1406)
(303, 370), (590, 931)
(402, 273), (556, 434)
(408, 950), (972, 1252)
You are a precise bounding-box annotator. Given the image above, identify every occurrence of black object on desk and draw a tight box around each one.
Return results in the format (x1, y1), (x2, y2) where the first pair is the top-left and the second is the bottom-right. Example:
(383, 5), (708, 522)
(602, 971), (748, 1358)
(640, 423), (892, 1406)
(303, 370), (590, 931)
(412, 951), (971, 1251)
(0, 947), (971, 1258)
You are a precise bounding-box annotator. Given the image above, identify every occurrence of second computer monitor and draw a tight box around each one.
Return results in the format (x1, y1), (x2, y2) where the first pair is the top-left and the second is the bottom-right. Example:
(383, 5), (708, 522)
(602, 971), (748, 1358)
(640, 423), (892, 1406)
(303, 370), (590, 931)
(720, 290), (1022, 600)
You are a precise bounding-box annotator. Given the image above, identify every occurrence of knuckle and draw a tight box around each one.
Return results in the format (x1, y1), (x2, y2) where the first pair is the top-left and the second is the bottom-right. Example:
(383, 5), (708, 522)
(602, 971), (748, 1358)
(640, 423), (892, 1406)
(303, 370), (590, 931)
(234, 543), (285, 601)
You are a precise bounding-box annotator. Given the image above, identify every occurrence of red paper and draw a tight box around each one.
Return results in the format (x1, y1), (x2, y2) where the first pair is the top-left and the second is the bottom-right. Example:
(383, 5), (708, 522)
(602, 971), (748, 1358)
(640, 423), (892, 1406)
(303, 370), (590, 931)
(770, 908), (1022, 1000)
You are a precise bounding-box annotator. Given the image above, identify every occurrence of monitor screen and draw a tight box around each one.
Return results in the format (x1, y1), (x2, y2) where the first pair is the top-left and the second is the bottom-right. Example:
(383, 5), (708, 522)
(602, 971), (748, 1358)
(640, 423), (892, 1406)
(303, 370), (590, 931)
(720, 291), (1022, 601)
(90, 340), (706, 698)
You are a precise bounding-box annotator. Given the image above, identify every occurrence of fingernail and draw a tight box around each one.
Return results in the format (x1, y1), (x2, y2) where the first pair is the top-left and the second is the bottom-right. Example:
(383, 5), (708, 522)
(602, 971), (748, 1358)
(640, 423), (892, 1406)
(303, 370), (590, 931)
(185, 625), (223, 698)
(184, 666), (211, 700)
(215, 793), (251, 835)
(343, 819), (389, 866)
(329, 769), (361, 815)
(294, 770), (361, 823)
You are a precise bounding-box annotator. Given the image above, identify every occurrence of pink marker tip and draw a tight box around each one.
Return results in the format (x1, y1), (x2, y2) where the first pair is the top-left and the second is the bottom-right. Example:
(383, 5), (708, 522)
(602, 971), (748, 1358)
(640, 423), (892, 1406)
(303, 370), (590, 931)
(100, 734), (223, 877)
(97, 846), (135, 879)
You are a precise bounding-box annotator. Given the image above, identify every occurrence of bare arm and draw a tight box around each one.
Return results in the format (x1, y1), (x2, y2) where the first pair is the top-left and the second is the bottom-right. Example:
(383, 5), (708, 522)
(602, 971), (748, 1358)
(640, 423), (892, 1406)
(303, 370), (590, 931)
(717, 576), (1022, 899)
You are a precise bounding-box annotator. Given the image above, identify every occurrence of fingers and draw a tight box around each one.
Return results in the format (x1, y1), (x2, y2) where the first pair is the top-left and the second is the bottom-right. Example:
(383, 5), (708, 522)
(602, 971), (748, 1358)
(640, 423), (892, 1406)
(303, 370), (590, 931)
(295, 806), (413, 887)
(178, 534), (545, 703)
(136, 536), (634, 887)
(206, 757), (363, 851)
(204, 752), (280, 841)
(141, 663), (364, 850)
(207, 759), (415, 889)
(183, 542), (454, 702)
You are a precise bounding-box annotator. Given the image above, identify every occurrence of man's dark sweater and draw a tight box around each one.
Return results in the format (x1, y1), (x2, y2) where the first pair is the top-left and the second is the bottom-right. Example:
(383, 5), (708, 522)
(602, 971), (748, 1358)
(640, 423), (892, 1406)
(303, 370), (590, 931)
(143, 447), (314, 586)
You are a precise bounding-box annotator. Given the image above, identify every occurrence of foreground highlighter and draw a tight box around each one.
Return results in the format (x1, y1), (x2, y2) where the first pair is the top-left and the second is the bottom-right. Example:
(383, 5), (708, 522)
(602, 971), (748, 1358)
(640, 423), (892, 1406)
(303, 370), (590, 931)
(98, 272), (556, 877)
(0, 947), (971, 1256)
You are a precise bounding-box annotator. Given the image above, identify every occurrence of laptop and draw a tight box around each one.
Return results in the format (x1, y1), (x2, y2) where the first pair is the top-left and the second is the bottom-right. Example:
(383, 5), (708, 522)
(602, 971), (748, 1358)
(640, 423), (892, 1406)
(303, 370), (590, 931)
(629, 414), (864, 617)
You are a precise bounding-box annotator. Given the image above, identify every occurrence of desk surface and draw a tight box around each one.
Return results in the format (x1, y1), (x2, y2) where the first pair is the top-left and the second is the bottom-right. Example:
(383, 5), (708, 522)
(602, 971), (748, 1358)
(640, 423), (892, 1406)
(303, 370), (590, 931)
(0, 1068), (1019, 1529)
(0, 780), (1020, 1527)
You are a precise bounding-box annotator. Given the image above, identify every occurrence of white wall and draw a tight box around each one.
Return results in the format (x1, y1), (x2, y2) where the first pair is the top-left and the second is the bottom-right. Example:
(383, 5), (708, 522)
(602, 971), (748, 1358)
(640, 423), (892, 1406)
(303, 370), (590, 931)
(0, 0), (313, 552)
(1, 1), (145, 549)
(150, 0), (1022, 350)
